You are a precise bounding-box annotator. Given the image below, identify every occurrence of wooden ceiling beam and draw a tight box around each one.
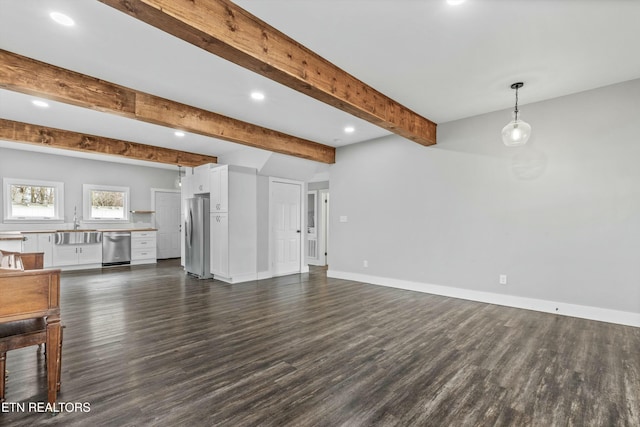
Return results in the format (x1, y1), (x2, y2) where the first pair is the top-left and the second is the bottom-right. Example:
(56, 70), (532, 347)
(99, 0), (437, 146)
(0, 118), (217, 167)
(0, 49), (335, 164)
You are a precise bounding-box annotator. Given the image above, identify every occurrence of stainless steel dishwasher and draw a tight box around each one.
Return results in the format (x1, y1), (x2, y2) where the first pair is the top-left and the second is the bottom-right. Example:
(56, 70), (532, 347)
(102, 231), (131, 266)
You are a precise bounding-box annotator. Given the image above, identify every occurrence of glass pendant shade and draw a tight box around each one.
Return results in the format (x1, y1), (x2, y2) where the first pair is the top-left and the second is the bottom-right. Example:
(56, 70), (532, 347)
(502, 82), (531, 147)
(175, 166), (182, 188)
(502, 118), (531, 146)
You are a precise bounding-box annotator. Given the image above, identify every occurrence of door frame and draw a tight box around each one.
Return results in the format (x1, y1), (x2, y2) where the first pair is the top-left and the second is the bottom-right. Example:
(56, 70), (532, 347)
(268, 177), (307, 277)
(306, 189), (319, 265)
(151, 188), (181, 259)
(307, 189), (330, 267)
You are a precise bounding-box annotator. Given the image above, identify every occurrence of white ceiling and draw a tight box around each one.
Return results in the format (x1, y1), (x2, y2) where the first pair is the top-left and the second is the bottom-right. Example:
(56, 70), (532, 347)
(1, 0), (639, 168)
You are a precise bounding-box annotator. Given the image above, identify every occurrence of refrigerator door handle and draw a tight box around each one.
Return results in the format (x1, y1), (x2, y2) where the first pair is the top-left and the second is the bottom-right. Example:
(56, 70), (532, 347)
(187, 210), (193, 248)
(185, 219), (189, 248)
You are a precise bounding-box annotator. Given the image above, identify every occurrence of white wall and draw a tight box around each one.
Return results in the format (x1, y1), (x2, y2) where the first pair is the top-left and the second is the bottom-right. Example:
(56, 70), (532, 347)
(328, 79), (640, 326)
(0, 147), (177, 231)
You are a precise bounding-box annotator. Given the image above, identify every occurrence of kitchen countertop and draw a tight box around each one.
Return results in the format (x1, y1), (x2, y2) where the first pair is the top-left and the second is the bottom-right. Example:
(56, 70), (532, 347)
(0, 232), (25, 241)
(98, 228), (157, 232)
(15, 228), (157, 234)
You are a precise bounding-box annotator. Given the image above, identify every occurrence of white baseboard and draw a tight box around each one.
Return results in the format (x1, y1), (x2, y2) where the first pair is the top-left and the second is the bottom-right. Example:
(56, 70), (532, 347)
(228, 269), (312, 283)
(327, 270), (640, 328)
(264, 265), (310, 279)
(214, 272), (257, 284)
(257, 271), (272, 280)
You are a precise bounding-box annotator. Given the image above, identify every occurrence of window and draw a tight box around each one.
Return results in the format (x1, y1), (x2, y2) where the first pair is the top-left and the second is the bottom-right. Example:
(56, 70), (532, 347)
(3, 178), (64, 222)
(83, 184), (130, 222)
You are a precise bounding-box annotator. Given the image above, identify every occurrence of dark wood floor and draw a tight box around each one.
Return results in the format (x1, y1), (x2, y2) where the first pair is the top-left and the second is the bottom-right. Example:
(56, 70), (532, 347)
(2, 260), (639, 426)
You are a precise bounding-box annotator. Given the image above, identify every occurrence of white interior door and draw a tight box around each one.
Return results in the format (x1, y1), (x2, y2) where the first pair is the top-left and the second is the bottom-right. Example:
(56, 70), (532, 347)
(155, 190), (181, 259)
(271, 180), (302, 276)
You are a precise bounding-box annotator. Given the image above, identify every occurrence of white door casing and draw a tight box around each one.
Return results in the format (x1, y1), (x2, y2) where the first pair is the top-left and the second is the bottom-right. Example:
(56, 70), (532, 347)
(153, 189), (181, 259)
(270, 178), (303, 276)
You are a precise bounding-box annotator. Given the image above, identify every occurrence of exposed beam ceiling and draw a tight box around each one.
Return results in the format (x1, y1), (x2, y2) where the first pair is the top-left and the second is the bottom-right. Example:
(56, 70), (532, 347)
(0, 49), (335, 164)
(99, 0), (437, 146)
(0, 118), (217, 167)
(2, 1), (637, 170)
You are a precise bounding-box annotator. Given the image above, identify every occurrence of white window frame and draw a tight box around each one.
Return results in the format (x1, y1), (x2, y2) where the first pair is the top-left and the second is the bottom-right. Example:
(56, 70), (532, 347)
(3, 178), (64, 223)
(83, 184), (130, 223)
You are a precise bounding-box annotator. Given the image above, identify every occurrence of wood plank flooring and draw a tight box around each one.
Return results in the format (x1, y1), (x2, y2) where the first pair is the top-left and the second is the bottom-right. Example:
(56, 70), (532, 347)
(1, 260), (639, 426)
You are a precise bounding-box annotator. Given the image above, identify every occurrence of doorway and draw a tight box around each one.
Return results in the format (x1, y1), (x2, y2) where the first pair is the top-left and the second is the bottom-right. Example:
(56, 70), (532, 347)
(307, 189), (329, 266)
(152, 189), (181, 259)
(269, 178), (304, 276)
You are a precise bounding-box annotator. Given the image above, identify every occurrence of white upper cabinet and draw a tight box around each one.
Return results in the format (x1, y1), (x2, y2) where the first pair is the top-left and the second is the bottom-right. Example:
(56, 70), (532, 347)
(210, 165), (229, 213)
(193, 164), (212, 194)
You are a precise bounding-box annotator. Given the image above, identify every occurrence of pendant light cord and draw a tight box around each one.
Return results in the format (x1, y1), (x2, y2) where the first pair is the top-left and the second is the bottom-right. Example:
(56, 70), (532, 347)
(514, 86), (520, 122)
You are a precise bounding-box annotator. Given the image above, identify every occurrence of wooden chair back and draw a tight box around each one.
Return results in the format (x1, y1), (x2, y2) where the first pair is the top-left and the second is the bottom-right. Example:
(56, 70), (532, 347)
(0, 269), (60, 323)
(0, 268), (62, 404)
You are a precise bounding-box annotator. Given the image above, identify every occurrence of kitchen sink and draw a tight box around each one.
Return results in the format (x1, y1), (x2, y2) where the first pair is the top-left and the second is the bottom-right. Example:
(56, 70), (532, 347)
(54, 231), (102, 245)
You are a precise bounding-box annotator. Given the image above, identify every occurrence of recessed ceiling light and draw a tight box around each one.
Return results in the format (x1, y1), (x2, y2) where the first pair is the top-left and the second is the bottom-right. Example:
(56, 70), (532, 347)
(344, 126), (355, 134)
(50, 12), (75, 27)
(32, 100), (49, 108)
(250, 91), (265, 101)
(446, 0), (466, 5)
(174, 131), (185, 137)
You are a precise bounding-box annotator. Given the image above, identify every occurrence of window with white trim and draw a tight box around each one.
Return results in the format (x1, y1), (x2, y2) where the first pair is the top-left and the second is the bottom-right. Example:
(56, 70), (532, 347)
(83, 184), (130, 222)
(3, 178), (64, 222)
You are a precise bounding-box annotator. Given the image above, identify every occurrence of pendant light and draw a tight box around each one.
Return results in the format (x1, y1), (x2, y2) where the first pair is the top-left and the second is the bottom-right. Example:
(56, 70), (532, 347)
(175, 165), (182, 189)
(502, 82), (531, 147)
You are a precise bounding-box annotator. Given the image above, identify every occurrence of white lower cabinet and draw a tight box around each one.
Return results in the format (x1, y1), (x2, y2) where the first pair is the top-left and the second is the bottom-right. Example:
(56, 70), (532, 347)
(22, 234), (38, 253)
(210, 213), (229, 278)
(0, 238), (23, 252)
(37, 233), (54, 267)
(131, 231), (157, 265)
(52, 244), (102, 268)
(22, 233), (54, 268)
(23, 230), (156, 269)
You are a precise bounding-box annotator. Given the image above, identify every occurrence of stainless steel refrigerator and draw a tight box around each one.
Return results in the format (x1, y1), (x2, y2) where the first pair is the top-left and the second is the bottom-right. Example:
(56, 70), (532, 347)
(185, 197), (212, 279)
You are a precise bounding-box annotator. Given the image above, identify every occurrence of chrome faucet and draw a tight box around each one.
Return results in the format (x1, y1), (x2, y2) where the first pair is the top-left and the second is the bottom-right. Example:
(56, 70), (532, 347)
(73, 206), (80, 230)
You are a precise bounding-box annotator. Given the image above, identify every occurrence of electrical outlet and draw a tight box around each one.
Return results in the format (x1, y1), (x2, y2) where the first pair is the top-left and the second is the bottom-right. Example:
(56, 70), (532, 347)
(363, 260), (368, 268)
(339, 216), (348, 223)
(499, 274), (507, 285)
